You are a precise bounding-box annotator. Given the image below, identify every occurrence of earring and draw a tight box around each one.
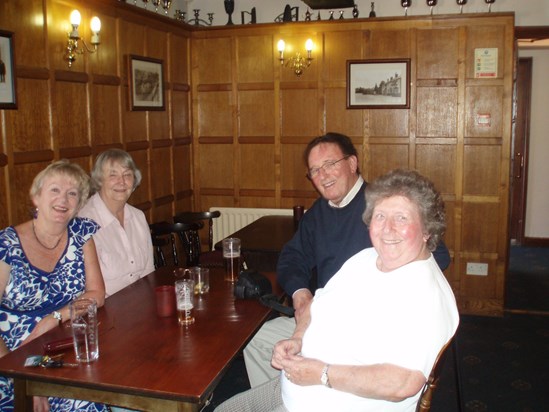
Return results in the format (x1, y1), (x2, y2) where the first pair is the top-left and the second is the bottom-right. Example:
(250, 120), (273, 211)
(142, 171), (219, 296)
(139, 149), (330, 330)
(33, 208), (38, 219)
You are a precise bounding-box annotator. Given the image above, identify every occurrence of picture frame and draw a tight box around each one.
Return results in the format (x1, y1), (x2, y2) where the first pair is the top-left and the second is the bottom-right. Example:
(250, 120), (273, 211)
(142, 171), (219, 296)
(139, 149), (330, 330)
(128, 55), (165, 111)
(346, 59), (410, 109)
(0, 30), (17, 109)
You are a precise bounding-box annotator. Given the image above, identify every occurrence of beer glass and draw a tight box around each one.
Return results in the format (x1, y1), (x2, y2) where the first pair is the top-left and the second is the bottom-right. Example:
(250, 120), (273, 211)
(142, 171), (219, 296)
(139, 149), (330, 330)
(175, 279), (195, 325)
(222, 237), (241, 283)
(70, 298), (99, 363)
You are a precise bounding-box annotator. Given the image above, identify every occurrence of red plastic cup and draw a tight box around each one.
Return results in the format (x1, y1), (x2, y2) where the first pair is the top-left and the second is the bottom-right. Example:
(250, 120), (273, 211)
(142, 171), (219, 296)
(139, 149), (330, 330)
(155, 285), (176, 317)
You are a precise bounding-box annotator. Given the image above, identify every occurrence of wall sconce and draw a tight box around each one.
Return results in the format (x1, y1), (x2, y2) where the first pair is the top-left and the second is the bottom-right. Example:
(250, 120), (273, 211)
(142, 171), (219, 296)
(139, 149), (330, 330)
(277, 39), (314, 77)
(65, 10), (101, 68)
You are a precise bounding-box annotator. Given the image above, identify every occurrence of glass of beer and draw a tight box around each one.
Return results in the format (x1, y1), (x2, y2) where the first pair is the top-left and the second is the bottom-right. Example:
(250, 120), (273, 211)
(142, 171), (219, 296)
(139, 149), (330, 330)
(222, 237), (241, 283)
(175, 279), (195, 325)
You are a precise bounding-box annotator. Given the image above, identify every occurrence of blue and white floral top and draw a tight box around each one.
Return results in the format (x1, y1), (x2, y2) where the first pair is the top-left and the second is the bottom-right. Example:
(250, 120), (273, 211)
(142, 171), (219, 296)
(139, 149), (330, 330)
(0, 217), (108, 412)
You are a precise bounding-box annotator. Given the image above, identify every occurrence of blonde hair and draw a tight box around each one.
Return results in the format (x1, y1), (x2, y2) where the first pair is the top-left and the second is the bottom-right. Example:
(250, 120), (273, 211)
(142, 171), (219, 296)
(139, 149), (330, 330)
(29, 160), (91, 212)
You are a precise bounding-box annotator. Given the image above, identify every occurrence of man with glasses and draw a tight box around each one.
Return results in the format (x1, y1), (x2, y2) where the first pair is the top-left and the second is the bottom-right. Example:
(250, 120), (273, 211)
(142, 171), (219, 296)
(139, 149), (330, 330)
(243, 132), (451, 387)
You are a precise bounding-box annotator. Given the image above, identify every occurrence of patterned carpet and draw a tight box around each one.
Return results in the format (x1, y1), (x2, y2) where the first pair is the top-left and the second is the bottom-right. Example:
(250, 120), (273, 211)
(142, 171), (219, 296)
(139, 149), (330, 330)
(205, 246), (549, 412)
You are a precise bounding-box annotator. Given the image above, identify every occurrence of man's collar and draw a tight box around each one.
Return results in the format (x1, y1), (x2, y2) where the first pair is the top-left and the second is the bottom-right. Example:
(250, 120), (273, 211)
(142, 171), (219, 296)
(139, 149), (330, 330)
(328, 176), (364, 208)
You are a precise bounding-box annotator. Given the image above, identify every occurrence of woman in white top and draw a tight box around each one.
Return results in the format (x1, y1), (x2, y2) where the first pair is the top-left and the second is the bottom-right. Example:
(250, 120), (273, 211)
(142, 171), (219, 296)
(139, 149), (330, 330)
(215, 169), (459, 412)
(79, 149), (154, 297)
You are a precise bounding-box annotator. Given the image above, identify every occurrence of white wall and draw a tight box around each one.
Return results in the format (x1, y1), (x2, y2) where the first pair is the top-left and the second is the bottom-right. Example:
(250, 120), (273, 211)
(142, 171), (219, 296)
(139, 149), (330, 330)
(519, 49), (549, 238)
(182, 0), (548, 26)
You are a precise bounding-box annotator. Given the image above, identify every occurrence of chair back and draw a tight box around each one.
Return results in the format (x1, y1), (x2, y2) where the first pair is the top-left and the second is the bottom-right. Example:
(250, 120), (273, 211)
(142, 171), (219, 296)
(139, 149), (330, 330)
(173, 211), (223, 267)
(173, 211), (221, 251)
(415, 336), (455, 412)
(149, 221), (201, 268)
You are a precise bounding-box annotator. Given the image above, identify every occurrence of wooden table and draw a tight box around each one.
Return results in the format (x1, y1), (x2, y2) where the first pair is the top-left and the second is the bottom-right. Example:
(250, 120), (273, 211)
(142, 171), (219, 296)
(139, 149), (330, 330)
(0, 267), (281, 411)
(215, 215), (296, 272)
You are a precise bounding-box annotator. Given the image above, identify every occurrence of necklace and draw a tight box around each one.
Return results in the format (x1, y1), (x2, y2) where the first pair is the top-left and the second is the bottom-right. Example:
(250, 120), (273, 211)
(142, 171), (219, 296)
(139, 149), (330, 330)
(32, 221), (64, 250)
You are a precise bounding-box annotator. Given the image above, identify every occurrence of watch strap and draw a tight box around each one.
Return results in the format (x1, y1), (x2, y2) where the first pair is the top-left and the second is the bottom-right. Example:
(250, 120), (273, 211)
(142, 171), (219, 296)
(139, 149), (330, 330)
(52, 310), (62, 326)
(321, 364), (331, 388)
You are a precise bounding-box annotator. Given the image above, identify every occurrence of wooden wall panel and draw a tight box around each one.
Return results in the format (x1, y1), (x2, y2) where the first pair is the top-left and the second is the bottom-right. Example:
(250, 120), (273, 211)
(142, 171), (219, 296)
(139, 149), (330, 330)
(91, 84), (121, 145)
(174, 144), (192, 194)
(325, 88), (363, 137)
(170, 35), (190, 85)
(417, 28), (459, 79)
(237, 36), (274, 83)
(368, 144), (410, 177)
(150, 147), (172, 199)
(0, 169), (9, 229)
(239, 91), (275, 136)
(280, 144), (309, 191)
(416, 145), (457, 195)
(199, 145), (234, 188)
(281, 89), (320, 137)
(195, 38), (232, 84)
(172, 91), (190, 138)
(463, 145), (501, 196)
(369, 110), (409, 137)
(465, 86), (504, 138)
(13, 163), (46, 223)
(0, 0), (46, 67)
(416, 88), (458, 137)
(198, 92), (233, 137)
(323, 31), (364, 81)
(466, 25), (506, 79)
(9, 79), (51, 153)
(53, 81), (90, 149)
(149, 111), (170, 140)
(369, 29), (411, 58)
(240, 144), (276, 190)
(130, 149), (150, 206)
(461, 202), (501, 253)
(89, 14), (118, 75)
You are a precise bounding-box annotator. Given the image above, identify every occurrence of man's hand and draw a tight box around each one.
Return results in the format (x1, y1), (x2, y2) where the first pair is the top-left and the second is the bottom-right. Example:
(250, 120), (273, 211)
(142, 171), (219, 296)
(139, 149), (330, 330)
(271, 337), (302, 370)
(292, 289), (313, 322)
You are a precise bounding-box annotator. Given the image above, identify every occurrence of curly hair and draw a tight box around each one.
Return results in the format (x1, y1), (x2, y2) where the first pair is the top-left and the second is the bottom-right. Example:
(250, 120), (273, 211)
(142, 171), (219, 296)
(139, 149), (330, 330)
(90, 149), (142, 193)
(362, 169), (446, 251)
(29, 160), (91, 212)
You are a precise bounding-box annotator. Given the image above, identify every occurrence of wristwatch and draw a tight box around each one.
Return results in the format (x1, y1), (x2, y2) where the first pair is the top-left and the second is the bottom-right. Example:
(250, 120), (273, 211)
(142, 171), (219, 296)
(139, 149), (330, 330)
(52, 311), (62, 326)
(320, 364), (331, 388)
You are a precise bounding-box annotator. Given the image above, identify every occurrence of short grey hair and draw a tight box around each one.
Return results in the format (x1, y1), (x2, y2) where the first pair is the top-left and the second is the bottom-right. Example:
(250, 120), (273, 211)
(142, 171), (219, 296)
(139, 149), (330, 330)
(362, 169), (446, 251)
(29, 160), (91, 212)
(90, 149), (142, 192)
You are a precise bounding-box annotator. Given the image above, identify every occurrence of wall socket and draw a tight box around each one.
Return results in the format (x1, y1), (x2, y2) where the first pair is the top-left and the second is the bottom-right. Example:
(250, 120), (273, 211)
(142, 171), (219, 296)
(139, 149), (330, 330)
(466, 262), (488, 276)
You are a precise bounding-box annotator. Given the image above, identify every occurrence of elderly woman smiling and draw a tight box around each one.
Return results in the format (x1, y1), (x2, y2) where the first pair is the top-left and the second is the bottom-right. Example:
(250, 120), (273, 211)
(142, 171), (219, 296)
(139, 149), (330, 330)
(215, 169), (459, 412)
(79, 149), (154, 297)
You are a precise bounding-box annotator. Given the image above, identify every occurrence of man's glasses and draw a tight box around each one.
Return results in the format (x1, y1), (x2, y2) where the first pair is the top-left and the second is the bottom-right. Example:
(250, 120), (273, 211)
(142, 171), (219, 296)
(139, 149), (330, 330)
(307, 155), (350, 179)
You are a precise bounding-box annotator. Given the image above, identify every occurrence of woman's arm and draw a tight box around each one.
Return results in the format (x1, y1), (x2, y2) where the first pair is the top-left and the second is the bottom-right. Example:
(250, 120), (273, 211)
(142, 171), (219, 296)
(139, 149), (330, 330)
(280, 356), (426, 402)
(80, 238), (106, 307)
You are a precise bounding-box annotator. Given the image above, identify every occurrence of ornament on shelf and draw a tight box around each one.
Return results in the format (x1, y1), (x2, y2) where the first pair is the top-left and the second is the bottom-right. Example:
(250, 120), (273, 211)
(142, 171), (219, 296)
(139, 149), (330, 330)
(427, 0), (437, 15)
(224, 0), (235, 25)
(369, 3), (375, 18)
(401, 0), (412, 17)
(457, 0), (468, 14)
(485, 0), (495, 13)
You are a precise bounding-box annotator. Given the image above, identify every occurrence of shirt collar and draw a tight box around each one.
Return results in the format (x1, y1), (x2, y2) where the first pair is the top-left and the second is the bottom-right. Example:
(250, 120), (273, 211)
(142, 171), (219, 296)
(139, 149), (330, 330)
(328, 175), (364, 208)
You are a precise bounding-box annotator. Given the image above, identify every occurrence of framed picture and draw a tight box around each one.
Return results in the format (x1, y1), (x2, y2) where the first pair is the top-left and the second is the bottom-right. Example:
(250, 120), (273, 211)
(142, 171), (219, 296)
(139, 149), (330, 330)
(347, 59), (410, 109)
(128, 55), (165, 111)
(0, 30), (17, 109)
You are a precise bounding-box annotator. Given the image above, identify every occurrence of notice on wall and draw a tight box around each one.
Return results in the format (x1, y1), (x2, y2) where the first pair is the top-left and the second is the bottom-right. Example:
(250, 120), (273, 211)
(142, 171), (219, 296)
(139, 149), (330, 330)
(474, 48), (498, 78)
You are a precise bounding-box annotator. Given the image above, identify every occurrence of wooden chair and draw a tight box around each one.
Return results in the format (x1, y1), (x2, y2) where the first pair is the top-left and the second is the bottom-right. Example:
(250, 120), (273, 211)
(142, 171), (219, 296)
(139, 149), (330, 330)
(415, 335), (458, 412)
(173, 211), (222, 267)
(149, 221), (201, 268)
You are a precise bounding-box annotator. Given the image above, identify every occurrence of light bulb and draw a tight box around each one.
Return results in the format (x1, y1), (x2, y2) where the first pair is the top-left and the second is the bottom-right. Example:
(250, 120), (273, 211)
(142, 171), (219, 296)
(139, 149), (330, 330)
(90, 16), (101, 33)
(277, 40), (286, 53)
(305, 39), (313, 52)
(70, 10), (81, 26)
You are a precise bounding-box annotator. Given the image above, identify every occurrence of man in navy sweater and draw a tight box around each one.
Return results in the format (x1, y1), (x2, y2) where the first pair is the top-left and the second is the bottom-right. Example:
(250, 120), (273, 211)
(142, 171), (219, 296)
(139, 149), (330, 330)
(244, 132), (451, 387)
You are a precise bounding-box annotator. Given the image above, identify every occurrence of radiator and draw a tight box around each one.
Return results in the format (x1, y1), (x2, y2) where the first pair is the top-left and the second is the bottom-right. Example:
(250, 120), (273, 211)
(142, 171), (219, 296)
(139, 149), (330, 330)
(210, 207), (293, 245)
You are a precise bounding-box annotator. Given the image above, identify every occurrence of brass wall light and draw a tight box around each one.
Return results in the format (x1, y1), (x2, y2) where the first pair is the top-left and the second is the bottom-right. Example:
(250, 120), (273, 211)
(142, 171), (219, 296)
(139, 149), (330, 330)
(65, 10), (101, 68)
(277, 39), (314, 77)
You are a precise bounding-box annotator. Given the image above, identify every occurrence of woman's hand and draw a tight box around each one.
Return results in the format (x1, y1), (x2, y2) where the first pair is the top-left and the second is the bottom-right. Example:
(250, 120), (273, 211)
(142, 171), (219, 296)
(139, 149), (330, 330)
(279, 355), (324, 387)
(33, 395), (50, 412)
(271, 337), (302, 370)
(23, 316), (57, 346)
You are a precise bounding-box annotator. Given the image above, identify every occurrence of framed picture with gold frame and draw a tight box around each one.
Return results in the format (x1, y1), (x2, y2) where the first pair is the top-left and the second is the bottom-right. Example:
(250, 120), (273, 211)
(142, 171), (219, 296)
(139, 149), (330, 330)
(0, 30), (17, 110)
(128, 55), (165, 111)
(346, 59), (410, 109)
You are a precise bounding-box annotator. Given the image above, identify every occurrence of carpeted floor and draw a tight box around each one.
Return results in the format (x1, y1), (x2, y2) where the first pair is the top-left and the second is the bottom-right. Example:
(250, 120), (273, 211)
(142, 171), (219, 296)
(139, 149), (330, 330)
(204, 245), (549, 412)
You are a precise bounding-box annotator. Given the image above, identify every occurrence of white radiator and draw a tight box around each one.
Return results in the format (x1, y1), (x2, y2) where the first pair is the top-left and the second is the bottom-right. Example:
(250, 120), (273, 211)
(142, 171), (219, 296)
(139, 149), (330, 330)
(210, 207), (293, 245)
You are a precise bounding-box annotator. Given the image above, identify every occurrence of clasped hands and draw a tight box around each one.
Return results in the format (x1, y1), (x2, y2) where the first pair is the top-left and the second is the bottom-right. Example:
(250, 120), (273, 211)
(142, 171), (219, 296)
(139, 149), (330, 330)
(271, 337), (323, 386)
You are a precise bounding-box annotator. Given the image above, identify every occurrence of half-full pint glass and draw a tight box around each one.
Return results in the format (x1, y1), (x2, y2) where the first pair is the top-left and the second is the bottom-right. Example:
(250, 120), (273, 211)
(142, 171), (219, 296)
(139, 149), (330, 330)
(175, 279), (195, 325)
(70, 298), (99, 363)
(222, 237), (241, 282)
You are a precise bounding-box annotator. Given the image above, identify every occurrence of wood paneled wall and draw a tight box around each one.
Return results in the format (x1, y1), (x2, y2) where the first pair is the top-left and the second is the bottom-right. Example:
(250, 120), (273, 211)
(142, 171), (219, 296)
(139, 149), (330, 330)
(0, 0), (193, 230)
(0, 3), (514, 315)
(191, 14), (515, 316)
